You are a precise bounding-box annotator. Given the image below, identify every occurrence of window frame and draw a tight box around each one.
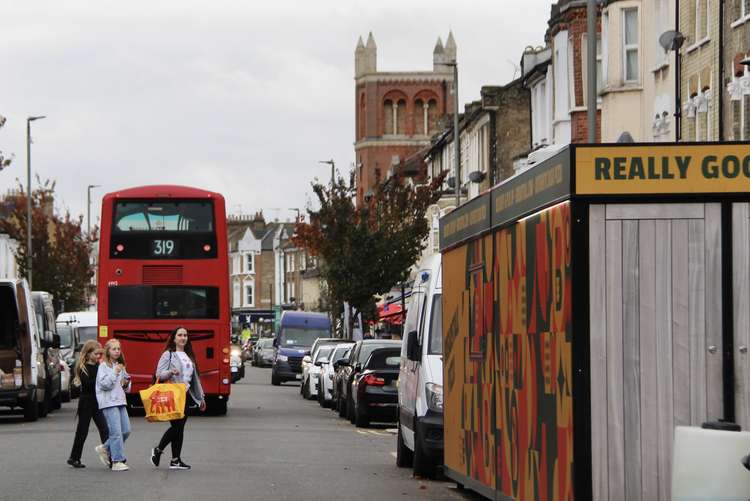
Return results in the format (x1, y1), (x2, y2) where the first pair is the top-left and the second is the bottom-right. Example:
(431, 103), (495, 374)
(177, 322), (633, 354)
(245, 283), (254, 307)
(622, 8), (640, 84)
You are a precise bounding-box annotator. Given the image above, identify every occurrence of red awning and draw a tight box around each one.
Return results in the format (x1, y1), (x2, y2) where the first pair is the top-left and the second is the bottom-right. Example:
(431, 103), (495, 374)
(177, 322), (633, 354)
(378, 303), (404, 325)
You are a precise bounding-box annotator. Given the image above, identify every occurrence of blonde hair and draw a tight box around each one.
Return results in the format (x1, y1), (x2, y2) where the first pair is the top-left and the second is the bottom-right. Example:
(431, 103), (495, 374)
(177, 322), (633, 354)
(73, 340), (102, 386)
(102, 339), (126, 368)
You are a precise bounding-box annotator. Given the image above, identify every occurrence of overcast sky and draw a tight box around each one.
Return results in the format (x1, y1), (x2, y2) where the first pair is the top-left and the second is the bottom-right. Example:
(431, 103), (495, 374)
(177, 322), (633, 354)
(0, 0), (549, 227)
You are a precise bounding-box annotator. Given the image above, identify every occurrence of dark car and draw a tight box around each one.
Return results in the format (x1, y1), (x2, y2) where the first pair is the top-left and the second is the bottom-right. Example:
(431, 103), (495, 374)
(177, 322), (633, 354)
(350, 347), (401, 427)
(252, 338), (275, 367)
(31, 291), (62, 414)
(333, 339), (401, 421)
(271, 311), (331, 385)
(332, 345), (354, 416)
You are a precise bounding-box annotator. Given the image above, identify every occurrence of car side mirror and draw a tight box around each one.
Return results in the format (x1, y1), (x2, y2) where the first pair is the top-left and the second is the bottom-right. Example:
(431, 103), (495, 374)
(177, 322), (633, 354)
(52, 333), (61, 349)
(406, 330), (421, 362)
(314, 361), (323, 367)
(334, 360), (348, 369)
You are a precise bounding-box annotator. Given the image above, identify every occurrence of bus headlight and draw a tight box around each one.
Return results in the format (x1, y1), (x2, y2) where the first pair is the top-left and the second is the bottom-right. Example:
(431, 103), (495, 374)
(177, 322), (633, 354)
(425, 383), (443, 412)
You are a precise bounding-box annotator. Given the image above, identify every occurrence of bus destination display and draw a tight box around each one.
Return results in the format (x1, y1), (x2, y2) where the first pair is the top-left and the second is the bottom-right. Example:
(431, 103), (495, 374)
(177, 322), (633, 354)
(150, 239), (179, 257)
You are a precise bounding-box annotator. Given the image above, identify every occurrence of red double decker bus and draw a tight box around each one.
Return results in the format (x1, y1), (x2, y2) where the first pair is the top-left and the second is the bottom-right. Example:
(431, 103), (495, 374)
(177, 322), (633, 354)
(97, 185), (231, 414)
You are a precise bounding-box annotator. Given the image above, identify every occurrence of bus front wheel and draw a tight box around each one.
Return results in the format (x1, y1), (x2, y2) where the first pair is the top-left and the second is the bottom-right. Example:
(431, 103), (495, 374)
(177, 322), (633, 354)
(206, 396), (228, 416)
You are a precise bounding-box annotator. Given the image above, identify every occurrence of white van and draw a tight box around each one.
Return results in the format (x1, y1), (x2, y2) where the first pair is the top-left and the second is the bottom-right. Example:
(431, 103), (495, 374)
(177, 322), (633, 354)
(56, 311), (97, 398)
(396, 253), (443, 478)
(0, 278), (46, 421)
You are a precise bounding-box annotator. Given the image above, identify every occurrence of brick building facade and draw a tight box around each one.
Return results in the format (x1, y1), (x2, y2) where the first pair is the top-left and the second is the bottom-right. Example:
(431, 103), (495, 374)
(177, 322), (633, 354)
(724, 1), (750, 141)
(679, 0), (720, 141)
(354, 32), (455, 205)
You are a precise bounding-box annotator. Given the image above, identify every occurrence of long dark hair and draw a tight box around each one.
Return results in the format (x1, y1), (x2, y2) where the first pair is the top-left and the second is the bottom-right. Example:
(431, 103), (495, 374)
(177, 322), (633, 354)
(164, 326), (198, 370)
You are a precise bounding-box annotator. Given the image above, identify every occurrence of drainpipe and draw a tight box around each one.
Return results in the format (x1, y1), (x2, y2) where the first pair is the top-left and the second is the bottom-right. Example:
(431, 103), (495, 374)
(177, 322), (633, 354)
(719, 0), (725, 141)
(587, 0), (597, 143)
(676, 0), (682, 141)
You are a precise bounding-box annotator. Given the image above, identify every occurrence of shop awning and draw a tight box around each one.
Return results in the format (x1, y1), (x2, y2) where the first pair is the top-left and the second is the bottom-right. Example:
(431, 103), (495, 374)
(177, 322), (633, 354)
(378, 303), (404, 325)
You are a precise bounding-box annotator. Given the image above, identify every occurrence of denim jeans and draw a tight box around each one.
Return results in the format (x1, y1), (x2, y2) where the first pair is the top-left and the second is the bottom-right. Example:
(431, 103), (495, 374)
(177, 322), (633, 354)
(102, 405), (131, 462)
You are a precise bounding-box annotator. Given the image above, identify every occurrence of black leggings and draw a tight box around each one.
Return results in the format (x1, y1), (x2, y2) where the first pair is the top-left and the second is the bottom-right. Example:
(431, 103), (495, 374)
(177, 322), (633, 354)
(69, 399), (109, 461)
(157, 414), (188, 458)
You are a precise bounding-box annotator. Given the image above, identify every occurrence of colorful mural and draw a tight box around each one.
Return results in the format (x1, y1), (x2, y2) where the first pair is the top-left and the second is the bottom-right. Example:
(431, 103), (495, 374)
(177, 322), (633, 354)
(443, 202), (573, 501)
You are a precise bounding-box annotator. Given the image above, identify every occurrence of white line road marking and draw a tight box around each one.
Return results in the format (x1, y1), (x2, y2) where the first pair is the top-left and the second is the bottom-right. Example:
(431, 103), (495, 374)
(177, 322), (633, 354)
(356, 430), (369, 435)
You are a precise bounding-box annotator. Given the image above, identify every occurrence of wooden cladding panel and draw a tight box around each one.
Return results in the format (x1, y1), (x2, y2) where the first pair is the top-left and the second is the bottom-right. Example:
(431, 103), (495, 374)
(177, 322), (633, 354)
(589, 204), (721, 501)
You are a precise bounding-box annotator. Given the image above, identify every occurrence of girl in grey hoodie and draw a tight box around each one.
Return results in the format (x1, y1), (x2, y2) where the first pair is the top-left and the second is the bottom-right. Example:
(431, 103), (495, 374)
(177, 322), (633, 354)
(95, 339), (131, 471)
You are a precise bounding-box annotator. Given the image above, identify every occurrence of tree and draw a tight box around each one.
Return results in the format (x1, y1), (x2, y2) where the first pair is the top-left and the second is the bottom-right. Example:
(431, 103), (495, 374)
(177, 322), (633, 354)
(0, 114), (13, 172)
(0, 179), (95, 311)
(293, 169), (445, 335)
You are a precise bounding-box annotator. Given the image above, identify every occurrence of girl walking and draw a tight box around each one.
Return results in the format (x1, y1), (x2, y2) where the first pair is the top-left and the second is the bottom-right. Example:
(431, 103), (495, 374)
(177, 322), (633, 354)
(150, 326), (206, 470)
(67, 341), (109, 468)
(96, 339), (132, 472)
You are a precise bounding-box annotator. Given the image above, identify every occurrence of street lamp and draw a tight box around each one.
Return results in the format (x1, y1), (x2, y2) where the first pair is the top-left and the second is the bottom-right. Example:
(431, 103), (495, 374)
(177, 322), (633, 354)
(318, 159), (335, 187)
(444, 61), (460, 207)
(26, 115), (46, 288)
(87, 184), (101, 236)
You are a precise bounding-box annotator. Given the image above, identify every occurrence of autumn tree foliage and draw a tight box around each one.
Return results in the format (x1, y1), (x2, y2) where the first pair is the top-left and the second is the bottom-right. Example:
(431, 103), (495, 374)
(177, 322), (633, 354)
(293, 170), (445, 331)
(0, 179), (95, 311)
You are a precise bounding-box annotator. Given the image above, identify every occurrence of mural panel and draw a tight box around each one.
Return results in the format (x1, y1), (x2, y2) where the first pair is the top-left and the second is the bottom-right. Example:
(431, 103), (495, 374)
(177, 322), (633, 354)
(443, 202), (573, 501)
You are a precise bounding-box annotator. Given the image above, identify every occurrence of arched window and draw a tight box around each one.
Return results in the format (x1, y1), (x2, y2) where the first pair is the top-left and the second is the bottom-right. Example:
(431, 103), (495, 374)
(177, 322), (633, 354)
(396, 99), (407, 134)
(383, 99), (394, 135)
(415, 99), (426, 134)
(427, 99), (439, 134)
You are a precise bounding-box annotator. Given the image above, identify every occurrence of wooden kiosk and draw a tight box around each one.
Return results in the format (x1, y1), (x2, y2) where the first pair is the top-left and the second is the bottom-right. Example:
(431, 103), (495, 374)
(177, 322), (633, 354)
(439, 143), (750, 500)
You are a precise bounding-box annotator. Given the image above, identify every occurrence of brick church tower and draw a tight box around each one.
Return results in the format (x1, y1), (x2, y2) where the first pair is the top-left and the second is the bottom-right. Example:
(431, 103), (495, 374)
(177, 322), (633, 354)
(354, 32), (455, 205)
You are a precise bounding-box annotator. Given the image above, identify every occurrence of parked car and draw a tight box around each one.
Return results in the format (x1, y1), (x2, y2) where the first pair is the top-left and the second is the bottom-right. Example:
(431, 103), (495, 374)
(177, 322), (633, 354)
(59, 357), (71, 402)
(252, 338), (275, 367)
(0, 278), (47, 421)
(301, 344), (334, 400)
(334, 339), (402, 421)
(318, 342), (354, 408)
(56, 310), (97, 399)
(332, 345), (354, 415)
(300, 338), (338, 396)
(230, 344), (244, 383)
(397, 254), (443, 478)
(31, 291), (62, 413)
(350, 346), (401, 427)
(271, 311), (331, 386)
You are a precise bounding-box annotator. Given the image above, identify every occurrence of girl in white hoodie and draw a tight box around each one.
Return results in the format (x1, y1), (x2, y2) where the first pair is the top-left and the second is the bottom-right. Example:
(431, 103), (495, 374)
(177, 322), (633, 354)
(95, 339), (131, 471)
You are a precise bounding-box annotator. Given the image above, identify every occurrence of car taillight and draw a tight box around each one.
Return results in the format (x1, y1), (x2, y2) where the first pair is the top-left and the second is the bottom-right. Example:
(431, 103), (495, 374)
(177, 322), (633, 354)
(362, 374), (385, 386)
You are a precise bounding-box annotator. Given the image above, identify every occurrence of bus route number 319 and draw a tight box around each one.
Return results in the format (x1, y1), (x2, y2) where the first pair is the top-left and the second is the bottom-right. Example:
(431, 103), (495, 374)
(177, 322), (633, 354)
(151, 239), (179, 257)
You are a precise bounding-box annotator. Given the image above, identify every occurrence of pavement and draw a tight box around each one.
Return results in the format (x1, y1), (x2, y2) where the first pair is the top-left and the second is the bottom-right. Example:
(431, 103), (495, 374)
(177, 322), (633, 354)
(0, 365), (480, 501)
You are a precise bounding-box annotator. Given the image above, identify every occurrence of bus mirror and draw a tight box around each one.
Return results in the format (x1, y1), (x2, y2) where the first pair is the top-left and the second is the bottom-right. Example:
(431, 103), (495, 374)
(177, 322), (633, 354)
(406, 330), (421, 362)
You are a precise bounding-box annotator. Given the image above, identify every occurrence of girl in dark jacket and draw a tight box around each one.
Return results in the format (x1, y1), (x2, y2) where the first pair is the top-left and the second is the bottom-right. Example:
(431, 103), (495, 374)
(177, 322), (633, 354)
(67, 340), (109, 468)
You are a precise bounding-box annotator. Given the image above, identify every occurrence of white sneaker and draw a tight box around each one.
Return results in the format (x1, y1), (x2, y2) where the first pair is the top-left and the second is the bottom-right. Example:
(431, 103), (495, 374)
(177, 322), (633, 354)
(94, 444), (110, 467)
(111, 462), (129, 472)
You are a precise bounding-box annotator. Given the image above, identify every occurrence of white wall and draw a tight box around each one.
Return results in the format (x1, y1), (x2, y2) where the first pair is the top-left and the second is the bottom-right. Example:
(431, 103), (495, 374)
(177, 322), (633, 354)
(0, 234), (18, 279)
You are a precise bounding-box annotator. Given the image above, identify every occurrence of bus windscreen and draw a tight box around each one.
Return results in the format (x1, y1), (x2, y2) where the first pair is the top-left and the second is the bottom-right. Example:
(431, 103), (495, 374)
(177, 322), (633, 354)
(113, 201), (214, 233)
(109, 285), (219, 319)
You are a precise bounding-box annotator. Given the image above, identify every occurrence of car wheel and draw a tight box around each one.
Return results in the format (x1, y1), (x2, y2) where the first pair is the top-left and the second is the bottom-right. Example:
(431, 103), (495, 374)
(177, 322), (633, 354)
(354, 403), (369, 428)
(317, 381), (326, 407)
(38, 386), (49, 417)
(206, 397), (228, 416)
(413, 424), (437, 478)
(396, 423), (413, 468)
(23, 389), (39, 422)
(337, 395), (347, 418)
(271, 372), (281, 386)
(347, 396), (356, 424)
(302, 379), (311, 399)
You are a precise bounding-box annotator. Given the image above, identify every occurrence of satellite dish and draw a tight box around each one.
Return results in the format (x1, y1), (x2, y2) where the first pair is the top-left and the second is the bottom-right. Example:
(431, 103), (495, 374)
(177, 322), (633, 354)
(617, 131), (635, 143)
(659, 30), (685, 51)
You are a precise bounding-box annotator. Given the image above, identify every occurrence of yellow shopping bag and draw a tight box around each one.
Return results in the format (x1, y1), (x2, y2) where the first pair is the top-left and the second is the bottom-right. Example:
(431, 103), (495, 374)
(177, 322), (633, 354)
(139, 383), (186, 422)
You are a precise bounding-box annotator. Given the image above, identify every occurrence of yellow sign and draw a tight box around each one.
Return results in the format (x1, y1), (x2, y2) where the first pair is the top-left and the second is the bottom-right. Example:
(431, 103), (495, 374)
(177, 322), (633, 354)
(99, 325), (108, 338)
(576, 145), (750, 194)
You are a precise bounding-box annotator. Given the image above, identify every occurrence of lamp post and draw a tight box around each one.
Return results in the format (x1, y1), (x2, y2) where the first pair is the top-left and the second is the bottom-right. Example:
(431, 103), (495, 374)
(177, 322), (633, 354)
(318, 159), (335, 187)
(445, 61), (461, 207)
(26, 115), (46, 288)
(87, 184), (101, 236)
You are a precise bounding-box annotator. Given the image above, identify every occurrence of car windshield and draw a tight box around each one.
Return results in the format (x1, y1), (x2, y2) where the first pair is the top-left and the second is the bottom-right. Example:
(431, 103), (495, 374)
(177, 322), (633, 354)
(56, 323), (73, 348)
(281, 327), (328, 348)
(77, 326), (98, 344)
(314, 345), (334, 362)
(331, 345), (353, 362)
(357, 343), (399, 364)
